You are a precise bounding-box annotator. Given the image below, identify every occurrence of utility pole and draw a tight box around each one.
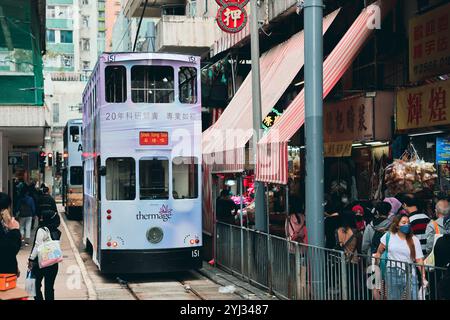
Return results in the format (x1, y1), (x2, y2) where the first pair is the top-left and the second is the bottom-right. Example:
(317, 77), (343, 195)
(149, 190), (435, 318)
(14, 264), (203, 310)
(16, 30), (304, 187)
(304, 0), (325, 299)
(250, 0), (267, 232)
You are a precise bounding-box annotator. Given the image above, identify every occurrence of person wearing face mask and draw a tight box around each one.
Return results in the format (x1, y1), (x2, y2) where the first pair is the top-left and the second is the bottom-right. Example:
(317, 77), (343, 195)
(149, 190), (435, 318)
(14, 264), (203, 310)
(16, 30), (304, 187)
(425, 199), (450, 256)
(352, 205), (366, 232)
(374, 215), (426, 300)
(362, 201), (392, 258)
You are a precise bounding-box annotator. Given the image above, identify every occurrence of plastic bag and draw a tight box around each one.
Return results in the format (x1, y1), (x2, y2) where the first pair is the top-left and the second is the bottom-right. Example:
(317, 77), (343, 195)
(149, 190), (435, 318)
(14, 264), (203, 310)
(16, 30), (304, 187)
(218, 285), (236, 294)
(25, 271), (36, 297)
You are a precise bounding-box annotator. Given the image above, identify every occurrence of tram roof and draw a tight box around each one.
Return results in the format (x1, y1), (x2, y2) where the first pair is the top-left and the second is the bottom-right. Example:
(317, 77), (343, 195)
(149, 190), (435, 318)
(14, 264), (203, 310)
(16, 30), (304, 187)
(100, 52), (201, 64)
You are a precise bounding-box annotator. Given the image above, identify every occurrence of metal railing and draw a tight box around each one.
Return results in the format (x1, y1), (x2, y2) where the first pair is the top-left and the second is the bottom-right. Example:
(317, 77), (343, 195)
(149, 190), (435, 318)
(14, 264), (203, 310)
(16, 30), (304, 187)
(215, 222), (449, 300)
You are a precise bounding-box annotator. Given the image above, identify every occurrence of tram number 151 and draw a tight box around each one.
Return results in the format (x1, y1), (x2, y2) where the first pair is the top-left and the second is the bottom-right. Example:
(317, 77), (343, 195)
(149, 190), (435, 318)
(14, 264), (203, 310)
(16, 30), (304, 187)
(192, 249), (200, 258)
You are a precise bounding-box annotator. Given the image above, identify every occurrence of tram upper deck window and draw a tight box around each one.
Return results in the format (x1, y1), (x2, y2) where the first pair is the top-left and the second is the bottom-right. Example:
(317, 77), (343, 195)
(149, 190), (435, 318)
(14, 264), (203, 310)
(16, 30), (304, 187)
(139, 158), (169, 200)
(70, 126), (80, 142)
(172, 157), (198, 199)
(105, 66), (127, 103)
(179, 67), (197, 104)
(106, 158), (136, 200)
(131, 66), (174, 103)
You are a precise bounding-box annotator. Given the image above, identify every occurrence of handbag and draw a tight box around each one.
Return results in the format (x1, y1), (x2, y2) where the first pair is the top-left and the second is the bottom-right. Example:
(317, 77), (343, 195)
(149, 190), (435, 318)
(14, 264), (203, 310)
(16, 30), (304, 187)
(379, 232), (390, 280)
(424, 221), (442, 269)
(25, 271), (36, 297)
(37, 227), (63, 269)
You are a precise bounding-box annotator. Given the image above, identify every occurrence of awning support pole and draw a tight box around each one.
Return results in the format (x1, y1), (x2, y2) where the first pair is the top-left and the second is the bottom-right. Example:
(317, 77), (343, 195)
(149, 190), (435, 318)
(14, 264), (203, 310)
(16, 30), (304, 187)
(250, 0), (267, 232)
(304, 0), (325, 299)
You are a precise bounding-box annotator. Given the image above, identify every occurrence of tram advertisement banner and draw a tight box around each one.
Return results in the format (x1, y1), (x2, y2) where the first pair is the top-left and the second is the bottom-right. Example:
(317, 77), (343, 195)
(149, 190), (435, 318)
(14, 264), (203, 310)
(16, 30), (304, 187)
(436, 136), (450, 194)
(396, 80), (450, 131)
(409, 2), (450, 82)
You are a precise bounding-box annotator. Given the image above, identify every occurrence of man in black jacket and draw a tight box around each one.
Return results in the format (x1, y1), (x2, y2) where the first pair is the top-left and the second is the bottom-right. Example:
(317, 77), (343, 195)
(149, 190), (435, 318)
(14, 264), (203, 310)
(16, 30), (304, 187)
(0, 192), (21, 274)
(435, 216), (450, 300)
(37, 185), (58, 221)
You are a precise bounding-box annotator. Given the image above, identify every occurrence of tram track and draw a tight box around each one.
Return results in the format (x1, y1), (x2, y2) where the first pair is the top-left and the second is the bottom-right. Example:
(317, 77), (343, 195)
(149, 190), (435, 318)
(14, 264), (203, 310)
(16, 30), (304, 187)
(115, 272), (207, 301)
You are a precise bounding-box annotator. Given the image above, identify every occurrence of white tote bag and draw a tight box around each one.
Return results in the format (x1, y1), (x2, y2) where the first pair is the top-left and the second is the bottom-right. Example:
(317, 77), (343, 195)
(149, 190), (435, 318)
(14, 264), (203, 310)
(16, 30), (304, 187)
(37, 227), (63, 269)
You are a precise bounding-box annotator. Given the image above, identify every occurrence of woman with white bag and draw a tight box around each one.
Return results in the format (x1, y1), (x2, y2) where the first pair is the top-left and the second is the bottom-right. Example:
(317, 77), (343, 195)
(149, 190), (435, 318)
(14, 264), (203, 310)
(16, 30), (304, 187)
(28, 210), (62, 300)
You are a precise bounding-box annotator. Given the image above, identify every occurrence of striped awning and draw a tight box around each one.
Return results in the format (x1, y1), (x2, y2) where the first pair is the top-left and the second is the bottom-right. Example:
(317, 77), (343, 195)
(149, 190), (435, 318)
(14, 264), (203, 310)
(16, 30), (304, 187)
(256, 0), (397, 184)
(202, 9), (340, 174)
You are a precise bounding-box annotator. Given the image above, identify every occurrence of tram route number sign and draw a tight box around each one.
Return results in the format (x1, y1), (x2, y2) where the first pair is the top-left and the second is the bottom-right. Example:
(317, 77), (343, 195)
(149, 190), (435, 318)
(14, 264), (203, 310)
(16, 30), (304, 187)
(216, 0), (249, 34)
(139, 131), (169, 146)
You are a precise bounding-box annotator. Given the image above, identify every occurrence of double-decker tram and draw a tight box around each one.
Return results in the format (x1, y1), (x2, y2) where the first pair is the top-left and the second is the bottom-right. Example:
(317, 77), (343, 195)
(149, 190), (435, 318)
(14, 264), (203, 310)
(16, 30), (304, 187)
(82, 52), (202, 273)
(62, 119), (84, 219)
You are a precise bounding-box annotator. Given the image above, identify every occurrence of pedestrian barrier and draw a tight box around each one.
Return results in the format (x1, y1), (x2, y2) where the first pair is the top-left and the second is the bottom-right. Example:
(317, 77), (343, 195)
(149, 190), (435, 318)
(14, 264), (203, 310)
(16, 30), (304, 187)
(215, 222), (449, 300)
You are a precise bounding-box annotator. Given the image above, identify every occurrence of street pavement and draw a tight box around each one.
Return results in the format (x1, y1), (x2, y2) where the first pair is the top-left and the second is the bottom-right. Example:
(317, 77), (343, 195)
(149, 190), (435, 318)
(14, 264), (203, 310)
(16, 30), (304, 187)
(15, 204), (274, 300)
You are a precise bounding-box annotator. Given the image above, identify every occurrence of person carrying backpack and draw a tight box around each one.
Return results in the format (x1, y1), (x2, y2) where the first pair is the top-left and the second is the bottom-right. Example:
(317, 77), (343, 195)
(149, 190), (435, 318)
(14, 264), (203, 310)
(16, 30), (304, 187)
(16, 186), (36, 246)
(36, 185), (58, 221)
(28, 210), (62, 300)
(362, 201), (392, 258)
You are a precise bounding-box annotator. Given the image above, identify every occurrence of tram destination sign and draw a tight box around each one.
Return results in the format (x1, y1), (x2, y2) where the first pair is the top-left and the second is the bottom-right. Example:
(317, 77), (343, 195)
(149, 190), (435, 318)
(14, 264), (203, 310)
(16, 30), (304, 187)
(139, 131), (169, 146)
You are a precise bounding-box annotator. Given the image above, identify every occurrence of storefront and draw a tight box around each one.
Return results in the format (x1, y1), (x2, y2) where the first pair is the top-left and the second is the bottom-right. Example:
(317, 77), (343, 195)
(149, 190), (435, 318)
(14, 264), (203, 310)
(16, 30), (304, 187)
(323, 92), (394, 200)
(395, 79), (450, 196)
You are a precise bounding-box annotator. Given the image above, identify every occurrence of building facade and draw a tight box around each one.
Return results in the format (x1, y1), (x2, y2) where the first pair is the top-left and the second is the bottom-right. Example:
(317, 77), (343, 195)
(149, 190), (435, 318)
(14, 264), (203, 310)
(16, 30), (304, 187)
(43, 0), (101, 194)
(0, 0), (47, 198)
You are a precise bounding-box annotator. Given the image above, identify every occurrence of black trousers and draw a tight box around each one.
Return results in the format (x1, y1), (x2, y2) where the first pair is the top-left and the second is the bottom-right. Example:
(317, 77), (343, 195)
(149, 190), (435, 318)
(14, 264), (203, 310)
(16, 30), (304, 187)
(34, 264), (59, 300)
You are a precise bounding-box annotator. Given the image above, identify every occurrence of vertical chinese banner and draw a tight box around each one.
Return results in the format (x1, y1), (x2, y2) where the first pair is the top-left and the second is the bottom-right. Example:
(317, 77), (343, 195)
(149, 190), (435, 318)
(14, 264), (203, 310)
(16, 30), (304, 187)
(396, 80), (450, 131)
(409, 2), (450, 82)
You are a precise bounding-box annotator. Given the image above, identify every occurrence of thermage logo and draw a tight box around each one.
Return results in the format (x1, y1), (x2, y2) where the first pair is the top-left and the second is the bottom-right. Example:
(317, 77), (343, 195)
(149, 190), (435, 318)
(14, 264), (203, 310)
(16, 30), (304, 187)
(136, 205), (174, 222)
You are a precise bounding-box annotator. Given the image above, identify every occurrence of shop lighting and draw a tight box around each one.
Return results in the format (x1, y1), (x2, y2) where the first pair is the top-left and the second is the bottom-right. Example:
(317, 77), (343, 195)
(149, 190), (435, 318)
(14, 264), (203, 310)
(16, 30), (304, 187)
(365, 91), (377, 98)
(352, 143), (363, 147)
(294, 81), (304, 87)
(408, 131), (444, 137)
(364, 141), (389, 146)
(225, 179), (236, 186)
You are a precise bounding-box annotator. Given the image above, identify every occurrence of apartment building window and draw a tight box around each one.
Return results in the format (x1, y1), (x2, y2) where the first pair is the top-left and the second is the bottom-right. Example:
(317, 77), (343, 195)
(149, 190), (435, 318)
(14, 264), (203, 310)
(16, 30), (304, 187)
(99, 11), (105, 19)
(82, 61), (90, 70)
(187, 0), (197, 17)
(82, 16), (89, 28)
(82, 38), (90, 51)
(98, 21), (105, 29)
(57, 6), (73, 19)
(98, 31), (105, 39)
(60, 30), (73, 43)
(46, 30), (55, 43)
(62, 55), (73, 68)
(47, 6), (55, 18)
(82, 0), (89, 5)
(53, 103), (60, 124)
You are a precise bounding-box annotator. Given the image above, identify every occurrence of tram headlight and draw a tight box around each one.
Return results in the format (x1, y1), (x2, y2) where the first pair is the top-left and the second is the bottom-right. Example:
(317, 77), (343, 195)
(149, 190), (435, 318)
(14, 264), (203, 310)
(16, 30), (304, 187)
(146, 227), (164, 244)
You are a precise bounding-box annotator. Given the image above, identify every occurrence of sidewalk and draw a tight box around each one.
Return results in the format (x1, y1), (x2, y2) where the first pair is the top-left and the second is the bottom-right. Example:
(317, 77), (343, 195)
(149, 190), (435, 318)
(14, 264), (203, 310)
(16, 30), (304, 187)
(16, 214), (89, 300)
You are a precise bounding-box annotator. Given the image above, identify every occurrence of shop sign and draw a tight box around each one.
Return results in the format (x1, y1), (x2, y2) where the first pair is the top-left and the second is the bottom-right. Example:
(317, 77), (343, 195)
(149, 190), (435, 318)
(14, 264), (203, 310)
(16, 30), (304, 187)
(324, 96), (374, 143)
(262, 107), (283, 131)
(436, 136), (450, 193)
(409, 3), (450, 82)
(396, 80), (450, 131)
(324, 141), (353, 158)
(216, 1), (248, 33)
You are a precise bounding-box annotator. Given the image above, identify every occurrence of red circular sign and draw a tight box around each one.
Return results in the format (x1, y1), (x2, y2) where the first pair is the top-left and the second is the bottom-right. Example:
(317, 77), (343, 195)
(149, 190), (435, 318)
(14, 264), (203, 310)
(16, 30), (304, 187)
(215, 0), (249, 6)
(216, 4), (248, 33)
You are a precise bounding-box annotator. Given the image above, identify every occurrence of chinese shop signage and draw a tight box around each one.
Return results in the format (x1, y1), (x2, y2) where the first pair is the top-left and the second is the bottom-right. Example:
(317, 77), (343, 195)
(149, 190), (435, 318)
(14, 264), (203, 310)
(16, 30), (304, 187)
(216, 0), (248, 33)
(324, 141), (353, 158)
(324, 96), (374, 143)
(396, 80), (450, 131)
(409, 3), (450, 82)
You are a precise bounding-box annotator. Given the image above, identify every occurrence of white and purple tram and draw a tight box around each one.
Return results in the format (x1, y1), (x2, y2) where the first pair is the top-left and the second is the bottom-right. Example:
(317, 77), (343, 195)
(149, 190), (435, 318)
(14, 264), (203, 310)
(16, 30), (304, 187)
(82, 52), (202, 273)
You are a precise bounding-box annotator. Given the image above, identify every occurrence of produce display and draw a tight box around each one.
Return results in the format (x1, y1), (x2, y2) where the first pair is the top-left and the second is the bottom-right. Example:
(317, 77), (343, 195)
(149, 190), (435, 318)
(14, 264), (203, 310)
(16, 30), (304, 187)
(384, 158), (438, 194)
